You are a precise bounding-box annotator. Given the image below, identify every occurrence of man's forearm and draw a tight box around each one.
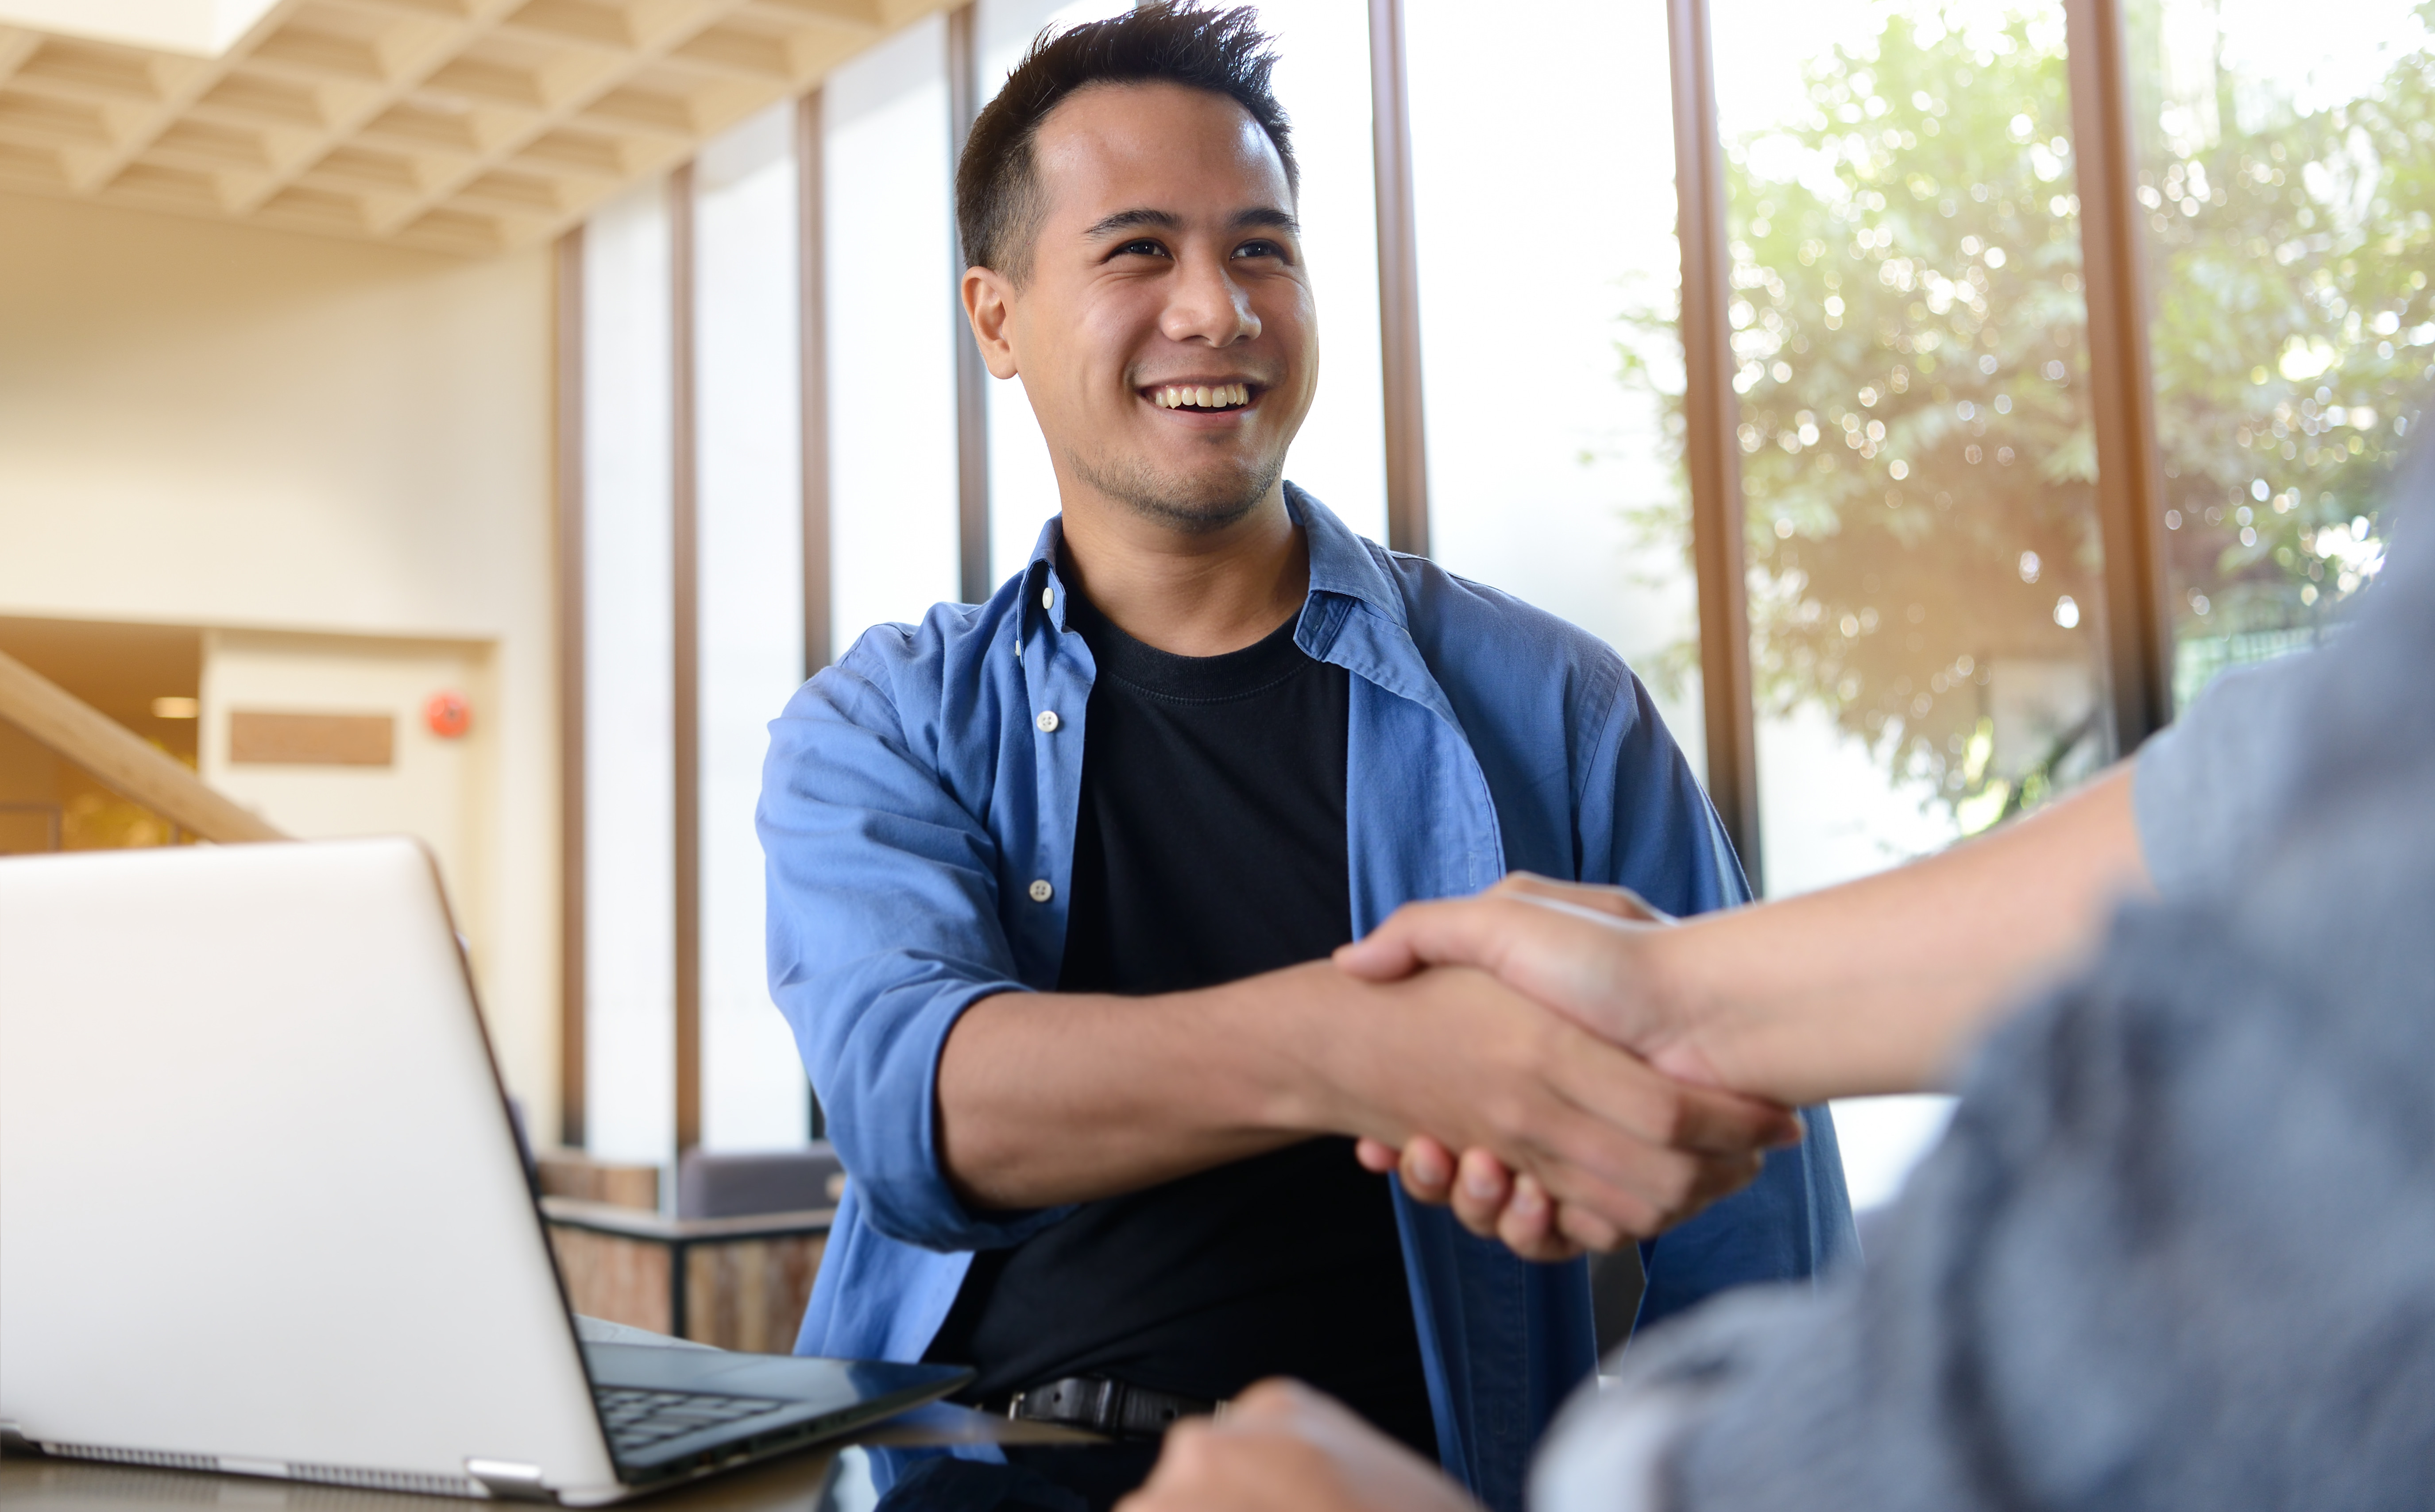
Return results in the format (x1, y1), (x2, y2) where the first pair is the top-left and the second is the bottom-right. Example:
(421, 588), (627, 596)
(934, 964), (1339, 1210)
(1660, 762), (2151, 1104)
(933, 959), (1805, 1235)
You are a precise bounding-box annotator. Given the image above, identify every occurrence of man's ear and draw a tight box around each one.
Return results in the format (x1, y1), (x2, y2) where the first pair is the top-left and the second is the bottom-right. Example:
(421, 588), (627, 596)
(962, 266), (1020, 380)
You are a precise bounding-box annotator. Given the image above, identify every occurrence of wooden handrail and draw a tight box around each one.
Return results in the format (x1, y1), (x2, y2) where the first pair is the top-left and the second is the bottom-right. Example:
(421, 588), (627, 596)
(0, 649), (287, 845)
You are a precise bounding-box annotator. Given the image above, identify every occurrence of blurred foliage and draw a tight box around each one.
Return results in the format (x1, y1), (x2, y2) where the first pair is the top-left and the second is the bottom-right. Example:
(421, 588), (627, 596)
(1621, 0), (2435, 820)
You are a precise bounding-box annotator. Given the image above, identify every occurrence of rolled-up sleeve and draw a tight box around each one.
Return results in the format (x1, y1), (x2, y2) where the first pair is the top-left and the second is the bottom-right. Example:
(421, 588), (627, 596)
(757, 634), (1065, 1253)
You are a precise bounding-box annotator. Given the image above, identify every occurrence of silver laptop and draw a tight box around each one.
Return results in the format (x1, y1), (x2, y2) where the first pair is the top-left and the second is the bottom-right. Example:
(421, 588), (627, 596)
(0, 838), (967, 1504)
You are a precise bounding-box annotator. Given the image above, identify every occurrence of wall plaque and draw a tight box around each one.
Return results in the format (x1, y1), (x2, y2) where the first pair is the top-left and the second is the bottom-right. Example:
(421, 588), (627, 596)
(228, 711), (394, 767)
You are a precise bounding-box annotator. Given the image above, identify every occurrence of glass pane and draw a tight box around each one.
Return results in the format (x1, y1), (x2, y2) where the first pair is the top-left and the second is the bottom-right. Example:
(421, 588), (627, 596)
(1712, 0), (2117, 1207)
(980, 0), (1133, 584)
(1245, 0), (1390, 545)
(582, 175), (676, 1168)
(1715, 0), (2113, 897)
(826, 16), (960, 644)
(1406, 0), (1704, 773)
(694, 101), (810, 1152)
(2128, 0), (2435, 708)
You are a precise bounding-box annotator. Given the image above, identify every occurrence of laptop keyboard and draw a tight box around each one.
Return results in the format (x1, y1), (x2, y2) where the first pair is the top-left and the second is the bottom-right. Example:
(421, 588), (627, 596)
(595, 1387), (788, 1455)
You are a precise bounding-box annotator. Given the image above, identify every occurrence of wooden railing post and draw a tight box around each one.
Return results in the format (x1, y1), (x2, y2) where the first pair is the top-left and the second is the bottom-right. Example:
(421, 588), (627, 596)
(0, 650), (286, 845)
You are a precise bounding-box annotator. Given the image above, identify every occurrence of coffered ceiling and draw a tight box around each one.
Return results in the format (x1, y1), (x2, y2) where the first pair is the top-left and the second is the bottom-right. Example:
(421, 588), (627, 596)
(0, 0), (954, 255)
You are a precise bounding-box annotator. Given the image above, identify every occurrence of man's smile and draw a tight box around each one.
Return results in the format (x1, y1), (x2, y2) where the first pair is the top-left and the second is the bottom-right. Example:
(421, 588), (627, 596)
(1142, 379), (1261, 414)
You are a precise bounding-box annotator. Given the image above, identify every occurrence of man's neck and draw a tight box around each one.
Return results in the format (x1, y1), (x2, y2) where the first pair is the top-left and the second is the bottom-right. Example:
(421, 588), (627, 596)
(1056, 482), (1309, 657)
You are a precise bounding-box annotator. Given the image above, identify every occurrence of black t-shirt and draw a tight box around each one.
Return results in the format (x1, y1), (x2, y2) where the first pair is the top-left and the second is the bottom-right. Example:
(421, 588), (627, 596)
(924, 580), (1437, 1458)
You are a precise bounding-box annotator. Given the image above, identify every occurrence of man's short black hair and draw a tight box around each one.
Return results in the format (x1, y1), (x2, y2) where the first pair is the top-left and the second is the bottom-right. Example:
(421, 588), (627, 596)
(955, 2), (1297, 282)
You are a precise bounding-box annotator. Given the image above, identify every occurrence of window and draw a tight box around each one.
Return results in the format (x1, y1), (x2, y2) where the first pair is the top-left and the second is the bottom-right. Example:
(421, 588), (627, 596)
(580, 176), (676, 1166)
(2129, 0), (2434, 707)
(1708, 0), (2119, 1202)
(1242, 0), (1391, 543)
(557, 0), (2429, 1207)
(1715, 0), (2112, 899)
(694, 102), (810, 1151)
(825, 15), (962, 649)
(1407, 0), (1704, 765)
(980, 0), (1135, 582)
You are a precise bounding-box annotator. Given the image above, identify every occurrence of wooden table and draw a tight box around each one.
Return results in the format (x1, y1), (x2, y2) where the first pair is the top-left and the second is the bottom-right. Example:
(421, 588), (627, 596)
(0, 1406), (1094, 1512)
(541, 1199), (831, 1355)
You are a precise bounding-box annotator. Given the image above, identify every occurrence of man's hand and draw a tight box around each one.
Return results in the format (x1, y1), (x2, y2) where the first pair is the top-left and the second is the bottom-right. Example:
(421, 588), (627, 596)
(1292, 963), (1798, 1255)
(1353, 1136), (1597, 1261)
(1119, 1380), (1481, 1512)
(1340, 874), (1762, 1255)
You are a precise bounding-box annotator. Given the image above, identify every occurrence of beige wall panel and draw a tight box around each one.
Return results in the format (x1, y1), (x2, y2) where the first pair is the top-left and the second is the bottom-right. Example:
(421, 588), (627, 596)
(200, 629), (495, 986)
(0, 190), (560, 1136)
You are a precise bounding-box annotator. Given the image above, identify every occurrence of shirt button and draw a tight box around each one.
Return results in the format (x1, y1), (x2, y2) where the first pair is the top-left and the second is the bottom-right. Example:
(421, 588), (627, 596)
(1035, 710), (1060, 733)
(1041, 586), (1054, 611)
(1028, 879), (1054, 904)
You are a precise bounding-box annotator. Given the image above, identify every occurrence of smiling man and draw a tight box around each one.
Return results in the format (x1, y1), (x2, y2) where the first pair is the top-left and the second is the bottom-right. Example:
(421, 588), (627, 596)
(756, 6), (1852, 1508)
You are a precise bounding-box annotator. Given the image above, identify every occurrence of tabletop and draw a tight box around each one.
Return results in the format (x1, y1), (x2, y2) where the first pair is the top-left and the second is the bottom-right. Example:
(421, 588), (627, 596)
(0, 1406), (1125, 1512)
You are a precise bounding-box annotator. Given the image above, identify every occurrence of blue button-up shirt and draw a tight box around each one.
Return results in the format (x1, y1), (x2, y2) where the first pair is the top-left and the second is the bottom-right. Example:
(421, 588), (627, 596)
(758, 487), (1855, 1512)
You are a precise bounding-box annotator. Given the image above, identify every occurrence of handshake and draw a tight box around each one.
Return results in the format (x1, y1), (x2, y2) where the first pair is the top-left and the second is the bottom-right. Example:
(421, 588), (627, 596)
(1307, 872), (1806, 1262)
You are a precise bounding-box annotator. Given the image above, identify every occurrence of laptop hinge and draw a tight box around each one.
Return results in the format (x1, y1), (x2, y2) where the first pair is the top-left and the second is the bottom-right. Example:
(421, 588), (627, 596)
(0, 1421), (36, 1455)
(465, 1459), (553, 1501)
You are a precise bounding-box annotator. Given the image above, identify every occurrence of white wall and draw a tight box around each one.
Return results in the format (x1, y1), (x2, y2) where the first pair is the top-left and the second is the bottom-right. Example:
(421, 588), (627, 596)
(0, 190), (561, 1136)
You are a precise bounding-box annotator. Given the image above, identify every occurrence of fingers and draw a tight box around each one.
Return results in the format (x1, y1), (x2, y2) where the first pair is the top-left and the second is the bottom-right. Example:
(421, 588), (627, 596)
(1538, 1019), (1803, 1155)
(1335, 893), (1668, 1056)
(1353, 1137), (1398, 1175)
(1496, 1172), (1589, 1261)
(1333, 892), (1569, 982)
(1398, 1136), (1455, 1199)
(1450, 1146), (1510, 1237)
(1489, 872), (1675, 926)
(1122, 1379), (1484, 1512)
(1332, 895), (1500, 981)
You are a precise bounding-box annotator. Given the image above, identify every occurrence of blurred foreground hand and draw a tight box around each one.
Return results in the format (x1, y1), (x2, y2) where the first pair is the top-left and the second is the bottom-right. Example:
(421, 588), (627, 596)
(1118, 1380), (1480, 1512)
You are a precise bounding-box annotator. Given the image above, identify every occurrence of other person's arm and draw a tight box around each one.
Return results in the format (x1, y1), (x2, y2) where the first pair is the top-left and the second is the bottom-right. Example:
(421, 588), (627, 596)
(1341, 759), (2148, 1109)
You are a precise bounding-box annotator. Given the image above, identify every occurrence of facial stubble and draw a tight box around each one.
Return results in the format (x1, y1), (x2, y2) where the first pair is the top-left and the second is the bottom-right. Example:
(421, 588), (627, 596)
(1067, 435), (1288, 535)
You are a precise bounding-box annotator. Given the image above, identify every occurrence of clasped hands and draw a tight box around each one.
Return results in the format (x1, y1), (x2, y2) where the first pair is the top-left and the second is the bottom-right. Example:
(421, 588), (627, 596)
(1334, 873), (1792, 1263)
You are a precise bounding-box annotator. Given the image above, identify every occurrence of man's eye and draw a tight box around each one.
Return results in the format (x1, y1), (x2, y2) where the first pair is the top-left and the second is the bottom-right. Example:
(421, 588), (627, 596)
(1233, 240), (1286, 260)
(1116, 239), (1168, 258)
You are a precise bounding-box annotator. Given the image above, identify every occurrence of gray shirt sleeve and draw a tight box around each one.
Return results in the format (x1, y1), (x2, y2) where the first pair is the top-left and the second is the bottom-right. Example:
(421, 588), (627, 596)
(1533, 466), (2435, 1511)
(2130, 653), (2319, 900)
(1535, 863), (2435, 1512)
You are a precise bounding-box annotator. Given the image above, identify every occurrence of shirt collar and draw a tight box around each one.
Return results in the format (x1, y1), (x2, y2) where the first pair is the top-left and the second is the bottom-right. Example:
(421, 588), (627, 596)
(1022, 482), (1407, 633)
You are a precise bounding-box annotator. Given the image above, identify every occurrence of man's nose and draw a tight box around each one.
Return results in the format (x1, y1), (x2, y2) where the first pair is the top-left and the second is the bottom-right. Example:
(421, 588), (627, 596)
(1159, 252), (1260, 346)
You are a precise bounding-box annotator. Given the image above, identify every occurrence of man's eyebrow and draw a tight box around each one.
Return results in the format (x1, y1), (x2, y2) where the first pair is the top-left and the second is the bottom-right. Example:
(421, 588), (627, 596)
(1079, 206), (1303, 240)
(1082, 207), (1182, 240)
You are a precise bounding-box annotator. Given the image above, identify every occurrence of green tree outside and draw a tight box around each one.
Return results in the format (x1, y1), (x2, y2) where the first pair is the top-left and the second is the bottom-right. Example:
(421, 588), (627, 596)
(1623, 0), (2434, 830)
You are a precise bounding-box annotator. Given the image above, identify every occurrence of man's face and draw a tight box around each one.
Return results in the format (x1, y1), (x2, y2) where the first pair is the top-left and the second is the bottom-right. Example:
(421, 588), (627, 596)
(974, 81), (1316, 534)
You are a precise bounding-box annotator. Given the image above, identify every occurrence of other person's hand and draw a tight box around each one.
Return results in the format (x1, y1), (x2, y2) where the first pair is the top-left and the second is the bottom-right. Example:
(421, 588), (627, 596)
(1337, 874), (1715, 1078)
(1118, 1379), (1482, 1512)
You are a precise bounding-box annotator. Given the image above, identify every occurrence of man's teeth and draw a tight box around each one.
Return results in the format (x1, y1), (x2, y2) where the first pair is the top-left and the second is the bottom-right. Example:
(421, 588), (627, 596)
(1153, 382), (1251, 410)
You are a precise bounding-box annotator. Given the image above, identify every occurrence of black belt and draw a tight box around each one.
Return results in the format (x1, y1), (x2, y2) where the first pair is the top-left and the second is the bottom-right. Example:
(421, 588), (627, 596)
(999, 1376), (1226, 1438)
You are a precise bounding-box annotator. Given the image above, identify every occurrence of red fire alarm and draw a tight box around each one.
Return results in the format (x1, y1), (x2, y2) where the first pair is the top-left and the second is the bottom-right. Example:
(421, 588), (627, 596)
(424, 690), (472, 739)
